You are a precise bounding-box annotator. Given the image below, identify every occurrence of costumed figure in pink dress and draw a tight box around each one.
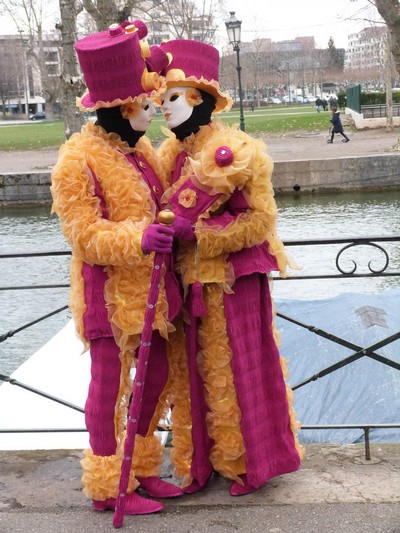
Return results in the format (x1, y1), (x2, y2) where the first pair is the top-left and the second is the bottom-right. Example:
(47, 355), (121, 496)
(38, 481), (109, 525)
(51, 22), (195, 514)
(156, 39), (305, 496)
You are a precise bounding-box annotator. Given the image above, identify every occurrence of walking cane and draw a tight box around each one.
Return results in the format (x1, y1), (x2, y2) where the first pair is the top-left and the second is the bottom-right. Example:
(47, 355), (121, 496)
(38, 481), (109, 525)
(113, 209), (175, 529)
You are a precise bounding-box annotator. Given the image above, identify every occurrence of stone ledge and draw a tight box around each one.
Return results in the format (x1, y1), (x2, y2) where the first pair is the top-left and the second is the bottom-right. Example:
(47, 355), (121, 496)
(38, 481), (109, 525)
(1, 153), (400, 206)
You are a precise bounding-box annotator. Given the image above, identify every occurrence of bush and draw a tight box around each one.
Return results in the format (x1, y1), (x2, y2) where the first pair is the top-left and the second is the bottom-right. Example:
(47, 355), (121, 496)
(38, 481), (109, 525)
(361, 91), (400, 105)
(337, 91), (346, 109)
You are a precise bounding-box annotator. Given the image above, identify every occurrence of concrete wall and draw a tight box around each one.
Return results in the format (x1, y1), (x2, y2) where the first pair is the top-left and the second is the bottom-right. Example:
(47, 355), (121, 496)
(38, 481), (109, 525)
(346, 108), (400, 130)
(272, 153), (400, 193)
(0, 172), (52, 205)
(1, 153), (400, 206)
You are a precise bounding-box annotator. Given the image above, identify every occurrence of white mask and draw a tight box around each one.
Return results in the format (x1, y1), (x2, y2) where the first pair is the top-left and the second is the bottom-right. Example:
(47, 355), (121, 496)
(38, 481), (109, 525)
(123, 99), (156, 132)
(161, 86), (201, 129)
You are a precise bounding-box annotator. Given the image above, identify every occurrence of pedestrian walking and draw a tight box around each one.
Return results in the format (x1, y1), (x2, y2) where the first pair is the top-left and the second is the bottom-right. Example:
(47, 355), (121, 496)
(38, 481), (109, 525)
(327, 107), (350, 143)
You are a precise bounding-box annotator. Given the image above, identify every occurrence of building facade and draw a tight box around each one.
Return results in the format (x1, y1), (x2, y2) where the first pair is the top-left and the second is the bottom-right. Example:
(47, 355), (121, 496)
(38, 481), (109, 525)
(345, 26), (387, 71)
(0, 34), (61, 116)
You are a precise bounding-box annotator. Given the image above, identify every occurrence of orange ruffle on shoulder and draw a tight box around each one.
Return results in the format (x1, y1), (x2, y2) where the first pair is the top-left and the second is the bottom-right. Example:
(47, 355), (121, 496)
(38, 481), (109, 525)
(158, 120), (291, 289)
(188, 130), (254, 195)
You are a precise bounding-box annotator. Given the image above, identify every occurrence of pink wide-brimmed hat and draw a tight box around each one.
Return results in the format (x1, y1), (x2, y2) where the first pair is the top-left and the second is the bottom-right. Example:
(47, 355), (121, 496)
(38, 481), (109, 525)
(159, 40), (232, 113)
(75, 21), (169, 111)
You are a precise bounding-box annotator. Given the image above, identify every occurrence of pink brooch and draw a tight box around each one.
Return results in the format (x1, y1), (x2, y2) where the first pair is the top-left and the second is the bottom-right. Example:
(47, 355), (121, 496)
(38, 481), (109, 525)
(178, 188), (197, 208)
(214, 146), (234, 167)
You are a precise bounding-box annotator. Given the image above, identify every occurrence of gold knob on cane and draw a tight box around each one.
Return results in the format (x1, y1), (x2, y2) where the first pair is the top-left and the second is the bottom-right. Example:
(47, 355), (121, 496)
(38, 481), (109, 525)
(157, 209), (176, 226)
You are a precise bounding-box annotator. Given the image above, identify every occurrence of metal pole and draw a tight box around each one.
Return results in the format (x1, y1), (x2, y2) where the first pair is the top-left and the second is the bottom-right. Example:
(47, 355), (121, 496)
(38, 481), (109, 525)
(235, 44), (245, 132)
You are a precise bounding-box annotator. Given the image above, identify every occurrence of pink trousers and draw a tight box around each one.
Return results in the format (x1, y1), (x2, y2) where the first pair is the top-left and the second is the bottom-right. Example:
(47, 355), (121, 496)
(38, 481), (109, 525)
(85, 332), (169, 456)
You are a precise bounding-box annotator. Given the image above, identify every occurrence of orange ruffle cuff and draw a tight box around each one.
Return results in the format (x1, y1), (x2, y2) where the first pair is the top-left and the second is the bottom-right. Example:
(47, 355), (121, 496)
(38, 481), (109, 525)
(81, 434), (163, 501)
(131, 434), (164, 478)
(81, 450), (138, 500)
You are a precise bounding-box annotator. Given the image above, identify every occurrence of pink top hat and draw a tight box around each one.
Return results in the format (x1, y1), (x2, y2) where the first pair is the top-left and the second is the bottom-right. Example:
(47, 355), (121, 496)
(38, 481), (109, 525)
(75, 22), (167, 111)
(159, 40), (232, 113)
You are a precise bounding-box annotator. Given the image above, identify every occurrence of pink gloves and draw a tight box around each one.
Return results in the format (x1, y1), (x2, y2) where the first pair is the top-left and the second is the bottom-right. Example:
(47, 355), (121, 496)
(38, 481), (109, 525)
(172, 215), (196, 241)
(141, 216), (196, 254)
(141, 224), (174, 254)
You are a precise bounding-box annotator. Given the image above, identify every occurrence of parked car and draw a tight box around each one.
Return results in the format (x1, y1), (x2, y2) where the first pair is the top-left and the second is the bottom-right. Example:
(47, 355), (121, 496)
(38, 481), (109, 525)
(29, 112), (46, 121)
(305, 96), (317, 103)
(269, 97), (282, 104)
(281, 95), (298, 103)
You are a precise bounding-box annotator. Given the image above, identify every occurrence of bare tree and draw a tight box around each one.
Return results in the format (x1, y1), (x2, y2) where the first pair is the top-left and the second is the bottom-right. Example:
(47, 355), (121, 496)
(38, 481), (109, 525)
(0, 38), (23, 117)
(0, 0), (62, 118)
(247, 39), (270, 107)
(352, 1), (400, 141)
(144, 0), (223, 43)
(57, 0), (85, 138)
(79, 0), (140, 30)
(373, 0), (400, 73)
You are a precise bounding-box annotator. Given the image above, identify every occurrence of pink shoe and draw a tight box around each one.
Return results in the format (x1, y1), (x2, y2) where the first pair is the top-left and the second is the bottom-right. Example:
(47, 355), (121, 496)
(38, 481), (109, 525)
(229, 475), (257, 497)
(137, 476), (183, 498)
(184, 474), (212, 494)
(93, 491), (163, 514)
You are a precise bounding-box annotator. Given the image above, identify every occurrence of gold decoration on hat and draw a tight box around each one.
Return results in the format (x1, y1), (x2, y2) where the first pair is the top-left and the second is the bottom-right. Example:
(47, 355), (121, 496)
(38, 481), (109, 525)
(140, 40), (150, 59)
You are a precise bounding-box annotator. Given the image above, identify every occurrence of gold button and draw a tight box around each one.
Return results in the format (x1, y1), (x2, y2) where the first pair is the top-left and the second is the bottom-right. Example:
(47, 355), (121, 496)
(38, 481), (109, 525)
(152, 185), (159, 194)
(139, 161), (146, 169)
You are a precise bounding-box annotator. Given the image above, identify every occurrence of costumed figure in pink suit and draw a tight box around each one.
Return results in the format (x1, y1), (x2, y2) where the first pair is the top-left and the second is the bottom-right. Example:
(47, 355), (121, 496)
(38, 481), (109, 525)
(156, 39), (305, 496)
(51, 22), (195, 514)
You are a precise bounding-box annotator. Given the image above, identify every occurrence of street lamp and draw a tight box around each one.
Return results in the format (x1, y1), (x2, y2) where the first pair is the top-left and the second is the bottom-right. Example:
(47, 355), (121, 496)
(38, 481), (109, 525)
(283, 59), (295, 103)
(225, 11), (245, 132)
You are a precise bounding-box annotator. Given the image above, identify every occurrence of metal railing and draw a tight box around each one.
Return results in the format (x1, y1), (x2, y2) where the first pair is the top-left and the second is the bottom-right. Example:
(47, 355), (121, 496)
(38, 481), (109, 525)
(361, 104), (400, 118)
(1, 235), (400, 459)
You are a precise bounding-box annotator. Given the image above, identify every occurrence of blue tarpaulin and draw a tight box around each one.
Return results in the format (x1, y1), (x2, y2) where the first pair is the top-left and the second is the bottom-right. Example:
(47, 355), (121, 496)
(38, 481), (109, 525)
(275, 288), (400, 444)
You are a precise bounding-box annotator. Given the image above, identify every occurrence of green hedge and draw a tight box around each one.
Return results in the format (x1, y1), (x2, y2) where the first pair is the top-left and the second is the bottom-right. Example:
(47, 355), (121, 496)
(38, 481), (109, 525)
(361, 91), (400, 105)
(337, 91), (346, 109)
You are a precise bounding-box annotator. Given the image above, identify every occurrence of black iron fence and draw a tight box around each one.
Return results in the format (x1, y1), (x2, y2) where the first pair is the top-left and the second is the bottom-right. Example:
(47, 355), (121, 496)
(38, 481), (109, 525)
(361, 104), (400, 118)
(1, 235), (400, 459)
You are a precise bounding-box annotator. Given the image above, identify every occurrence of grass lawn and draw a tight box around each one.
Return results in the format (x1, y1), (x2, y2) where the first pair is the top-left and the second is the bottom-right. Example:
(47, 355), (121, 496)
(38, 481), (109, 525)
(0, 121), (66, 150)
(0, 106), (333, 150)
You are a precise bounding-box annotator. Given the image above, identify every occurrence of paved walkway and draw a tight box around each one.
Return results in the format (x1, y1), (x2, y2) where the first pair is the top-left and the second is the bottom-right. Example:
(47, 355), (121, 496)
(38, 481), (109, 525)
(0, 444), (399, 532)
(1, 127), (400, 173)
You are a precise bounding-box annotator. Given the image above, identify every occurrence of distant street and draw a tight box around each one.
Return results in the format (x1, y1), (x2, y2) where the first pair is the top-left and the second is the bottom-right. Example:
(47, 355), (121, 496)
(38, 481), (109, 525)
(0, 119), (44, 126)
(1, 127), (400, 174)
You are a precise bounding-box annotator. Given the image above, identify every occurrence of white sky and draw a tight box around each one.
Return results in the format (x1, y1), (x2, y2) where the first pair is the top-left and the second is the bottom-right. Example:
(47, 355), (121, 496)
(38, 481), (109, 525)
(216, 0), (382, 49)
(0, 0), (382, 50)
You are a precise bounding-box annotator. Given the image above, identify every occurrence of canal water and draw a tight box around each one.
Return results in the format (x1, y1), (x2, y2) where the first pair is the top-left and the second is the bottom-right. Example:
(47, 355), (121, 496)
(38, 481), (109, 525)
(1, 190), (399, 376)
